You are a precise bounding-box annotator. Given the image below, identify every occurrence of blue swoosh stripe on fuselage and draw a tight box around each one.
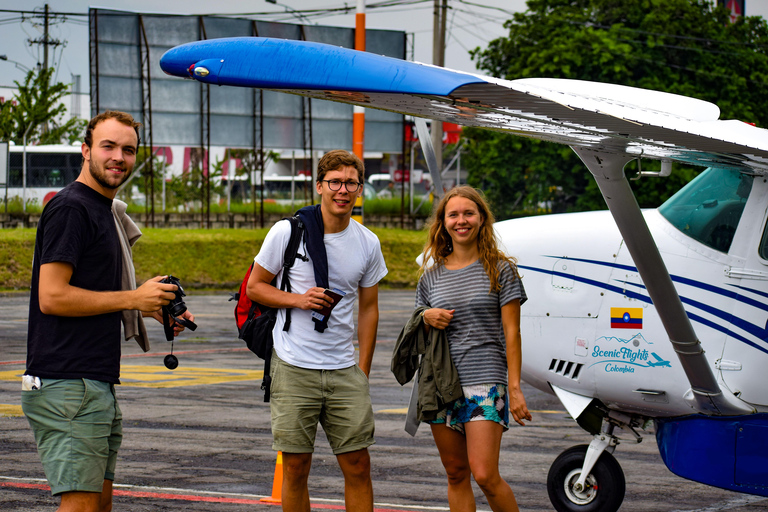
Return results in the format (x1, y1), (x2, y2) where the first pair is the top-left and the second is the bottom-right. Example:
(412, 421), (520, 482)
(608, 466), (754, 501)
(685, 311), (768, 355)
(621, 281), (768, 347)
(542, 255), (768, 313)
(728, 283), (768, 301)
(518, 265), (650, 303)
(519, 263), (768, 356)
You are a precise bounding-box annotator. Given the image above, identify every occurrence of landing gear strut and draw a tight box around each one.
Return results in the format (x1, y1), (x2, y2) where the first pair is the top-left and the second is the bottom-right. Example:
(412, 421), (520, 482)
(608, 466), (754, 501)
(547, 444), (625, 512)
(547, 414), (639, 512)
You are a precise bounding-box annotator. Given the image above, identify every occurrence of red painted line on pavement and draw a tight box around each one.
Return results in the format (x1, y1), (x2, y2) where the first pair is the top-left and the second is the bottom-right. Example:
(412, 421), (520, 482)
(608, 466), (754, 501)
(3, 481), (272, 505)
(1, 481), (418, 512)
(2, 482), (49, 490)
(113, 489), (274, 505)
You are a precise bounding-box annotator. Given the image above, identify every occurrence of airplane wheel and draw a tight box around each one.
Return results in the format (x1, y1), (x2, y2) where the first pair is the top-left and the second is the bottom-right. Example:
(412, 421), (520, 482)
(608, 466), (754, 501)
(547, 445), (625, 512)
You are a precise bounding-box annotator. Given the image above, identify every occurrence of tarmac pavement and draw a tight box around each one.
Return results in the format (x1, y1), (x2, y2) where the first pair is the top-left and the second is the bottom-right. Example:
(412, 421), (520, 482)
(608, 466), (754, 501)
(2, 290), (768, 511)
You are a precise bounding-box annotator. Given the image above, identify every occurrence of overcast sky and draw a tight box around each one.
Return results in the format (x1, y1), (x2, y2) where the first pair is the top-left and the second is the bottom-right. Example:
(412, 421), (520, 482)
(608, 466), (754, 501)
(0, 0), (529, 88)
(1, 1), (767, 89)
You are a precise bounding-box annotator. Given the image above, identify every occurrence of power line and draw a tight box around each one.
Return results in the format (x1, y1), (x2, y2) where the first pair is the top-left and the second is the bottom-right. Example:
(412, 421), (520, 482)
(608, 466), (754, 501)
(0, 8), (85, 16)
(452, 7), (502, 25)
(443, 2), (509, 63)
(0, 15), (26, 25)
(0, 2), (433, 22)
(450, 9), (503, 39)
(455, 0), (518, 18)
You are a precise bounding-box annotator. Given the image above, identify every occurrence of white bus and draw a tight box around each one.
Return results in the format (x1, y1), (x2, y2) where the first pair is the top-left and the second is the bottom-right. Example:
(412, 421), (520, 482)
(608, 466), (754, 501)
(5, 144), (82, 206)
(261, 174), (314, 202)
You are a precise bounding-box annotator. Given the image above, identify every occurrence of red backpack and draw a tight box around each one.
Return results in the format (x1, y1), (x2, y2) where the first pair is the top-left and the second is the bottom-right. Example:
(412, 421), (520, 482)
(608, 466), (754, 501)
(231, 216), (304, 400)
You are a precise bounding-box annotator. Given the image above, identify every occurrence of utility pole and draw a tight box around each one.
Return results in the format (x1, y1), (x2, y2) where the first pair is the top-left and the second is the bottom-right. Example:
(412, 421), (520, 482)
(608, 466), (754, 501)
(43, 4), (49, 71)
(42, 4), (50, 135)
(28, 4), (65, 135)
(28, 4), (64, 71)
(352, 0), (366, 224)
(431, 0), (447, 185)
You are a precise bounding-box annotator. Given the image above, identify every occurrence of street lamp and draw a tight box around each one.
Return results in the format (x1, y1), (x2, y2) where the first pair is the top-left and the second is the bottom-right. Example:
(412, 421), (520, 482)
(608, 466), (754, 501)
(0, 55), (32, 73)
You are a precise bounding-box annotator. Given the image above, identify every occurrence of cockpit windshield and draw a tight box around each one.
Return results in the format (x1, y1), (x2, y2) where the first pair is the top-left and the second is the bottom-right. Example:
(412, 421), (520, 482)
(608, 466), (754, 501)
(658, 167), (753, 253)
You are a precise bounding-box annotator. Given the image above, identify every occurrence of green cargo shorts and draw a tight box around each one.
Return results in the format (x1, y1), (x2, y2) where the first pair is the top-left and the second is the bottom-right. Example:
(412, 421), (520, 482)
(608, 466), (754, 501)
(269, 353), (375, 455)
(21, 378), (122, 495)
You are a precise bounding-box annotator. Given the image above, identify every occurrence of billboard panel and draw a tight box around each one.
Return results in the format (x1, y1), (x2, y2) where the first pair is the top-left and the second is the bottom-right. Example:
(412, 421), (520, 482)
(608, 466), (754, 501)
(89, 9), (405, 153)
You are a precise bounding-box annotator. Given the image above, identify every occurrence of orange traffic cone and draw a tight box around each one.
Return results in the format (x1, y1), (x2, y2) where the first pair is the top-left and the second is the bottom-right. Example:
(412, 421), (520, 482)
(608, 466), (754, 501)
(260, 451), (283, 503)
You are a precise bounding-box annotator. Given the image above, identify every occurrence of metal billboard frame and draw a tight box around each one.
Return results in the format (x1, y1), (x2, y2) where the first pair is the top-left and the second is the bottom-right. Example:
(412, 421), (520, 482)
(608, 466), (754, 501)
(89, 9), (406, 227)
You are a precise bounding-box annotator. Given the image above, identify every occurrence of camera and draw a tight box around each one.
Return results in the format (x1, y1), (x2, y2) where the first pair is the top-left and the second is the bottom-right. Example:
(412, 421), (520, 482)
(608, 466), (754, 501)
(159, 275), (197, 370)
(160, 275), (188, 318)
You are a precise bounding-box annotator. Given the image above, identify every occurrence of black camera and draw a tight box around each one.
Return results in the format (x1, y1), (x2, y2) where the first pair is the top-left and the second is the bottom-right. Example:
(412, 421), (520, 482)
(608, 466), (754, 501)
(159, 275), (197, 370)
(161, 275), (188, 318)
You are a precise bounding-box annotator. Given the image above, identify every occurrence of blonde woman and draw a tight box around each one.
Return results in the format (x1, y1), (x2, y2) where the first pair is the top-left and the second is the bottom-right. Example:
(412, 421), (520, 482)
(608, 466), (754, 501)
(417, 186), (531, 512)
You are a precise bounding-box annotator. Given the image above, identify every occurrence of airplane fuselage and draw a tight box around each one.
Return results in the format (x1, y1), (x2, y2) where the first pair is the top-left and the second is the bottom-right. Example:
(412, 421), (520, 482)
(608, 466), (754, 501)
(498, 168), (768, 418)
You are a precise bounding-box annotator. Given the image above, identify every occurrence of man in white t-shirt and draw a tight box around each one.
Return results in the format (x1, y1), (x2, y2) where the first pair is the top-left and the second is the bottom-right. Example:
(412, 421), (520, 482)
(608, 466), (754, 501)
(247, 150), (387, 512)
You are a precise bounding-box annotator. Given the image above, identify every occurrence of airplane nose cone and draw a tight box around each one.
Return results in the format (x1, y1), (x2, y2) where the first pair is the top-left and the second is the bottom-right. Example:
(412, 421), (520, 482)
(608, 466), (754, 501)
(159, 43), (197, 78)
(160, 41), (225, 83)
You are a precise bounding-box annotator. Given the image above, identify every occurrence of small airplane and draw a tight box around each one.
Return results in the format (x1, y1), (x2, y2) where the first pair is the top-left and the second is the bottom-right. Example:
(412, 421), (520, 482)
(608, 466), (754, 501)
(160, 37), (768, 511)
(648, 353), (672, 368)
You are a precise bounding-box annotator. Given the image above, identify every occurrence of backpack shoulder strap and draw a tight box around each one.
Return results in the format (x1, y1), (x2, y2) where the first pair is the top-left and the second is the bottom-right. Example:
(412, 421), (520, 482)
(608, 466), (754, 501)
(279, 215), (305, 332)
(283, 215), (305, 269)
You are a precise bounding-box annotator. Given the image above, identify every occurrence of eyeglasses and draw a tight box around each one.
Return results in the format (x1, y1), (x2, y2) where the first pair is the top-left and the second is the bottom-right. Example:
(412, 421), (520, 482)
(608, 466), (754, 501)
(321, 179), (363, 192)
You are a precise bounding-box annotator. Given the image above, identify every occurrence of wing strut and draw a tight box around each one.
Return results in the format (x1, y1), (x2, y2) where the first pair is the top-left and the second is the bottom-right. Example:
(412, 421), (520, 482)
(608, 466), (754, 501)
(414, 118), (445, 198)
(571, 146), (753, 416)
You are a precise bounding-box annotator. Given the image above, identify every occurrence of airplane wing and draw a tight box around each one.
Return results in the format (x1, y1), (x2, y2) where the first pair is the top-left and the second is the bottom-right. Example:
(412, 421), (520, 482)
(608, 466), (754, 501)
(160, 37), (759, 415)
(159, 37), (768, 174)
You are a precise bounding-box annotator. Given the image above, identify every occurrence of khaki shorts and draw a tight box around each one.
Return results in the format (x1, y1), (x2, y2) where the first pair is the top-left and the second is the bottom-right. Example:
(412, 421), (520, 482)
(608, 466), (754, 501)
(269, 353), (375, 455)
(21, 378), (122, 495)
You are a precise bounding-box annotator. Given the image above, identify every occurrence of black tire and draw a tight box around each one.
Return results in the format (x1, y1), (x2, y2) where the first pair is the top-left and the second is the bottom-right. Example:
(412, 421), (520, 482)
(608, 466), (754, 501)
(547, 444), (625, 512)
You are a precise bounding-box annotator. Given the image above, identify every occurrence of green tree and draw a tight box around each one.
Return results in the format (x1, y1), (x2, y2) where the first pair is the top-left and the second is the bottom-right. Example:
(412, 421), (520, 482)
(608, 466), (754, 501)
(0, 97), (16, 139)
(465, 0), (768, 218)
(229, 148), (282, 202)
(152, 153), (226, 212)
(0, 67), (86, 145)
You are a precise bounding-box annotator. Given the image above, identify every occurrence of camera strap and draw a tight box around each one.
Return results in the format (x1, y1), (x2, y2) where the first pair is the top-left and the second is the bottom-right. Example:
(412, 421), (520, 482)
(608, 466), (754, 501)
(162, 308), (198, 341)
(163, 308), (175, 342)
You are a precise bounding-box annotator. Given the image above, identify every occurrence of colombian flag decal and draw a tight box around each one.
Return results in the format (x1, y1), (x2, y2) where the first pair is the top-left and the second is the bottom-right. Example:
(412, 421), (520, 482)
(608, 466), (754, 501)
(611, 307), (643, 329)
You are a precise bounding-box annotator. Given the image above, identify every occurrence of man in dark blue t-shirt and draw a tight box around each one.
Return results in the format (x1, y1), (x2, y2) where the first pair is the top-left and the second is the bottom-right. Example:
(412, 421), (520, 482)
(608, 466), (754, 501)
(22, 110), (195, 512)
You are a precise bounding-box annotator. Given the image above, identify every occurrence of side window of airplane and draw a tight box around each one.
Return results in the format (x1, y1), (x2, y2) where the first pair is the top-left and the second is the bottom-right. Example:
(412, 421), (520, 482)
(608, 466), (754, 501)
(759, 216), (768, 261)
(658, 167), (752, 253)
